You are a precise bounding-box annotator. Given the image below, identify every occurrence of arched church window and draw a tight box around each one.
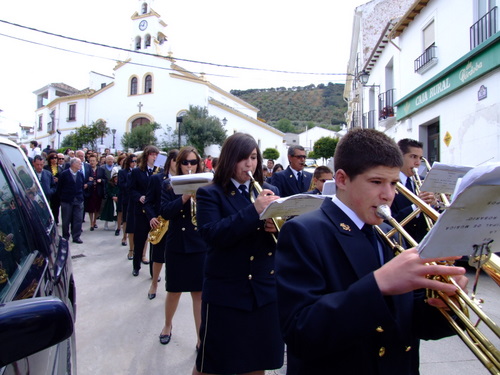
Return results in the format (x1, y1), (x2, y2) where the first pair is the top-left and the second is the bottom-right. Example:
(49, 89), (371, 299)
(130, 77), (138, 95)
(145, 34), (151, 48)
(132, 117), (150, 130)
(141, 3), (148, 14)
(135, 36), (142, 50)
(145, 75), (152, 93)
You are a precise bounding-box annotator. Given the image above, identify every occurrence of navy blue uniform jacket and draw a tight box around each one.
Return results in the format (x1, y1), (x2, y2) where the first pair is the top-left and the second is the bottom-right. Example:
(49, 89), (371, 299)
(160, 179), (206, 254)
(276, 198), (455, 374)
(37, 169), (56, 200)
(269, 166), (312, 197)
(196, 182), (279, 311)
(144, 173), (167, 220)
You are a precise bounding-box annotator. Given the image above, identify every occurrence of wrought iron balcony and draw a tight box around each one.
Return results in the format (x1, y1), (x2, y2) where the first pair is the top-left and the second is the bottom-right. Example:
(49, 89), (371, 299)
(414, 45), (437, 73)
(470, 6), (498, 49)
(378, 89), (396, 120)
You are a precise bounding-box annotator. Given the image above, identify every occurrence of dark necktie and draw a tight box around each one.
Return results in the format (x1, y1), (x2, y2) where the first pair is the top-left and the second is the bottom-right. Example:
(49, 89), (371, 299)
(361, 224), (380, 266)
(148, 168), (153, 176)
(405, 177), (413, 193)
(238, 184), (250, 201)
(297, 172), (303, 188)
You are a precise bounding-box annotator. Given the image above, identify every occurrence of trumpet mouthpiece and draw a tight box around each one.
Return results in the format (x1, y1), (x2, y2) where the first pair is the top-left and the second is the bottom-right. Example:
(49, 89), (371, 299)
(412, 167), (419, 175)
(247, 171), (254, 179)
(376, 205), (392, 220)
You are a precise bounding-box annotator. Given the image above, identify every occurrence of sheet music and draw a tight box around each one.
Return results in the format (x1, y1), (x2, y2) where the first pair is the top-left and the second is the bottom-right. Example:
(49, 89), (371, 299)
(154, 154), (167, 169)
(419, 162), (472, 194)
(170, 172), (213, 195)
(418, 163), (500, 258)
(322, 180), (336, 195)
(259, 194), (327, 220)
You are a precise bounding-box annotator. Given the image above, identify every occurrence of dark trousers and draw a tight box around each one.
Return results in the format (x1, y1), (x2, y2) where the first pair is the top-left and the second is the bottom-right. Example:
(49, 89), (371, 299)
(133, 211), (151, 275)
(61, 201), (84, 241)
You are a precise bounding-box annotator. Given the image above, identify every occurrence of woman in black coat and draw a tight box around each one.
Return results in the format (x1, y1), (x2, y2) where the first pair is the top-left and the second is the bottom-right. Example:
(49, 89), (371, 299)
(130, 146), (160, 276)
(194, 133), (284, 375)
(158, 146), (207, 347)
(118, 154), (137, 256)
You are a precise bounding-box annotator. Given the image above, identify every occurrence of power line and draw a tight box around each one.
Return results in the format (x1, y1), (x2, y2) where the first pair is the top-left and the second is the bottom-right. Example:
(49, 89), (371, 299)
(0, 18), (350, 78)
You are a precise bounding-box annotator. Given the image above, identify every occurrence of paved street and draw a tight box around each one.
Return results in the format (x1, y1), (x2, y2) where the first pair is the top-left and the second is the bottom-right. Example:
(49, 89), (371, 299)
(72, 220), (498, 375)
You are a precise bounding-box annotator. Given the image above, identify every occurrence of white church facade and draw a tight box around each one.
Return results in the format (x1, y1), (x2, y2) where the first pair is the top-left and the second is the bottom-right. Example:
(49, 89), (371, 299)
(32, 0), (285, 159)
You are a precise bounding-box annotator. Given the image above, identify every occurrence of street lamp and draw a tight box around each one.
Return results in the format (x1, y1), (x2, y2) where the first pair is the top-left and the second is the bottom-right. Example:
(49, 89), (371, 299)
(357, 70), (370, 85)
(56, 129), (61, 148)
(222, 117), (227, 126)
(111, 129), (116, 149)
(176, 116), (183, 148)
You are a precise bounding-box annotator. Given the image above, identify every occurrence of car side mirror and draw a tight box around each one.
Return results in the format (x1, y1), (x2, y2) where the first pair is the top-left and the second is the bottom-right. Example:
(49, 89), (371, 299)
(0, 297), (74, 367)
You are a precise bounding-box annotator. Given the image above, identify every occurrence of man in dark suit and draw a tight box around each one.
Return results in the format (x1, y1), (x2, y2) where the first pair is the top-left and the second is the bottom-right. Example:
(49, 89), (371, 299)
(305, 165), (333, 195)
(32, 155), (56, 201)
(57, 158), (85, 243)
(390, 138), (437, 242)
(275, 128), (467, 375)
(268, 145), (312, 197)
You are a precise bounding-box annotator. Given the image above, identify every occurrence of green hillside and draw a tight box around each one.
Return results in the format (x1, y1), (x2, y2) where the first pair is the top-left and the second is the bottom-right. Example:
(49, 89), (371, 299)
(230, 82), (346, 133)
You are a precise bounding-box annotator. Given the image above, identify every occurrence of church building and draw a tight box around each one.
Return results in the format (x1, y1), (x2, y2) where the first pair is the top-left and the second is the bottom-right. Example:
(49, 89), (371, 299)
(32, 0), (285, 157)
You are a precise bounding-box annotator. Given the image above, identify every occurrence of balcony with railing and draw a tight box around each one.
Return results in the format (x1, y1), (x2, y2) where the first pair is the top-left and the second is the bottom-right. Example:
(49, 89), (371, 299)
(378, 89), (395, 121)
(414, 45), (438, 73)
(470, 6), (498, 49)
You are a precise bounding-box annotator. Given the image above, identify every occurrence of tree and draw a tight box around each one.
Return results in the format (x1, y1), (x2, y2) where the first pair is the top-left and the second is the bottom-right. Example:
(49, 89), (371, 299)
(262, 148), (280, 160)
(179, 105), (227, 155)
(274, 118), (296, 133)
(121, 122), (160, 151)
(60, 119), (109, 150)
(313, 136), (338, 161)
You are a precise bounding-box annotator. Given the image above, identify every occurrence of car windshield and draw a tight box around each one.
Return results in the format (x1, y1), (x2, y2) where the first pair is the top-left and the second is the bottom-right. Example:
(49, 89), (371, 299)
(0, 145), (51, 301)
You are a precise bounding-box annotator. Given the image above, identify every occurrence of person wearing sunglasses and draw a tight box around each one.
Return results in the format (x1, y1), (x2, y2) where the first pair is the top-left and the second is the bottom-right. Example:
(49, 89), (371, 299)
(43, 152), (64, 224)
(158, 146), (207, 348)
(268, 145), (312, 197)
(305, 166), (334, 195)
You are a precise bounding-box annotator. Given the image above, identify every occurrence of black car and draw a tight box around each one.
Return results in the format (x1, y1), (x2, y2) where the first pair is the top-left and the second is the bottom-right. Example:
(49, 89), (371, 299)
(0, 138), (76, 374)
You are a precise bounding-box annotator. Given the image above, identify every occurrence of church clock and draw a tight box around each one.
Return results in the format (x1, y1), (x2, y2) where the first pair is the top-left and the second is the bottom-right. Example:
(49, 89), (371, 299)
(139, 20), (148, 31)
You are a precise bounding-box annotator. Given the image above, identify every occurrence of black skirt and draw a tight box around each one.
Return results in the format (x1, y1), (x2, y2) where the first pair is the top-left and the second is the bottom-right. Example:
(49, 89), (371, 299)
(196, 301), (284, 374)
(151, 234), (167, 264)
(164, 250), (205, 292)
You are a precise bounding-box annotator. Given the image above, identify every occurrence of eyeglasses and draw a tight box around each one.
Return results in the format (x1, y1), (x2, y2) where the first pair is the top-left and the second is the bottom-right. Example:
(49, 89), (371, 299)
(58, 158), (64, 160)
(131, 160), (137, 163)
(292, 155), (306, 160)
(318, 179), (334, 183)
(181, 159), (199, 166)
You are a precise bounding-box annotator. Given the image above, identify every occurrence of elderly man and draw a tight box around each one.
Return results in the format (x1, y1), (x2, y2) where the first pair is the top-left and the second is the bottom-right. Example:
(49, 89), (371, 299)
(32, 155), (56, 200)
(57, 158), (85, 243)
(268, 145), (312, 197)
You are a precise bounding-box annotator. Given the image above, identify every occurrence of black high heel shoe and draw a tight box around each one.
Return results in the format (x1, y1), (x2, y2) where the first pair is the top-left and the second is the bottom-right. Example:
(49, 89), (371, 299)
(159, 329), (172, 345)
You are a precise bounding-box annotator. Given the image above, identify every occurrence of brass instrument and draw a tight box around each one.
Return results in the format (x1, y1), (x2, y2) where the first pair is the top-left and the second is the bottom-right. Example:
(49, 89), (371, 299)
(412, 167), (435, 231)
(376, 191), (500, 374)
(189, 170), (197, 227)
(148, 215), (169, 244)
(247, 171), (283, 244)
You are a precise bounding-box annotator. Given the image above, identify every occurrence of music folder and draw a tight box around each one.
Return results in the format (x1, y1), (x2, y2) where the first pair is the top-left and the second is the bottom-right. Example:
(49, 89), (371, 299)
(170, 172), (213, 195)
(418, 163), (500, 258)
(259, 194), (328, 220)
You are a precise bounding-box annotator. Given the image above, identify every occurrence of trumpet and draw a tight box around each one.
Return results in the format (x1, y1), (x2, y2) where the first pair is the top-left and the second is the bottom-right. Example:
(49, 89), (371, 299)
(375, 200), (500, 374)
(247, 171), (283, 244)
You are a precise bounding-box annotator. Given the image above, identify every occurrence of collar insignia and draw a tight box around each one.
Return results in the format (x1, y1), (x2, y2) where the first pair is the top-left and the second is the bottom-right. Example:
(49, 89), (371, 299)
(340, 223), (351, 231)
(230, 190), (236, 196)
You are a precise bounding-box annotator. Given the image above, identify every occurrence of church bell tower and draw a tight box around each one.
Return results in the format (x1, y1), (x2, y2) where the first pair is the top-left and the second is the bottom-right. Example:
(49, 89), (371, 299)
(131, 0), (168, 55)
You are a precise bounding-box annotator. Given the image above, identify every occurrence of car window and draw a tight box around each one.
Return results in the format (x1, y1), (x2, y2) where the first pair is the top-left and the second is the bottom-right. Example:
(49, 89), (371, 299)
(0, 145), (50, 300)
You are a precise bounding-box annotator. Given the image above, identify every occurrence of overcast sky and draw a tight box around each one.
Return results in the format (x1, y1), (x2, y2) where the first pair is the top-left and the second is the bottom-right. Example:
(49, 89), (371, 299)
(0, 0), (366, 133)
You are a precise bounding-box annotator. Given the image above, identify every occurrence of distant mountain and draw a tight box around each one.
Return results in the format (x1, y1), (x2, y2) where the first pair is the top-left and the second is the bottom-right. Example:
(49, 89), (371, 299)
(230, 83), (346, 133)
